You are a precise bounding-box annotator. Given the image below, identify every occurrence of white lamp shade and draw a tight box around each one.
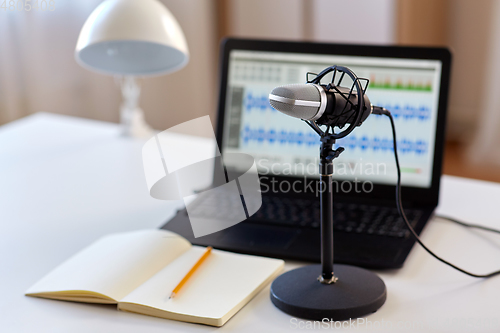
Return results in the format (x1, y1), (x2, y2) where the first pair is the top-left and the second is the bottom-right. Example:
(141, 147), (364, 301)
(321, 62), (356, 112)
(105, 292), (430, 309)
(75, 0), (189, 76)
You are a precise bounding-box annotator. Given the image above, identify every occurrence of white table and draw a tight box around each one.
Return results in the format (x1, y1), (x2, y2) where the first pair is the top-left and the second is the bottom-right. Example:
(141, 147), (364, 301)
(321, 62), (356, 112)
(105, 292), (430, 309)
(1, 113), (500, 333)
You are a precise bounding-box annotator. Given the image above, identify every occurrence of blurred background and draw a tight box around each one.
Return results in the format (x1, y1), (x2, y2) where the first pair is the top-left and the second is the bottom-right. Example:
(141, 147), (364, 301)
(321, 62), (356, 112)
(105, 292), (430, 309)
(1, 0), (499, 182)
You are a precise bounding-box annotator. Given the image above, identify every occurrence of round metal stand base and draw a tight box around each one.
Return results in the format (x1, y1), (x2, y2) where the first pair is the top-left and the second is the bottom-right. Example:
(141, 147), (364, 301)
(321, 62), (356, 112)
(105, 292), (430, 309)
(270, 264), (386, 321)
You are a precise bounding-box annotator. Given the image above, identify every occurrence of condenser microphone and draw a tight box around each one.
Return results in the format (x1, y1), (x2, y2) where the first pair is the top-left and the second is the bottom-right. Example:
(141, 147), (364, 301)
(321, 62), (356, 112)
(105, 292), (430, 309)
(269, 83), (372, 128)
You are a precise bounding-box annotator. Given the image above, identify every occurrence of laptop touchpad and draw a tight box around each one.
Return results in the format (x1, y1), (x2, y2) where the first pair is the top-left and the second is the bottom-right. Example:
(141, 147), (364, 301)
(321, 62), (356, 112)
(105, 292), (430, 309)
(219, 224), (300, 249)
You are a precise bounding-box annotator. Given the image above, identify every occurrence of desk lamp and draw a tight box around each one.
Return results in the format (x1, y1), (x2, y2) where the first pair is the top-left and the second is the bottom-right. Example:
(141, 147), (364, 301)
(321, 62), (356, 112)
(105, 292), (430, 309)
(75, 0), (189, 137)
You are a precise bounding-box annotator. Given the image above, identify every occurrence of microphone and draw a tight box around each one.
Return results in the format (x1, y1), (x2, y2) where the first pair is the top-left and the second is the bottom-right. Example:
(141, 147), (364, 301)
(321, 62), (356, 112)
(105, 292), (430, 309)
(269, 83), (372, 128)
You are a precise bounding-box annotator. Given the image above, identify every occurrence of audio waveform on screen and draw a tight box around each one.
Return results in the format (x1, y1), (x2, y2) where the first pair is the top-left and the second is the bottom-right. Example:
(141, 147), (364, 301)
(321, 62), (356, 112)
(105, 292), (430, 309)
(372, 103), (431, 121)
(242, 127), (318, 146)
(245, 93), (275, 112)
(241, 126), (428, 154)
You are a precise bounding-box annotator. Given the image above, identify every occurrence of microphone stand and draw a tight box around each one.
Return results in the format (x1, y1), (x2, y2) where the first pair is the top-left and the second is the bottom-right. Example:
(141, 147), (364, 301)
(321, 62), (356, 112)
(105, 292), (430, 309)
(269, 128), (387, 321)
(269, 65), (387, 321)
(318, 135), (343, 284)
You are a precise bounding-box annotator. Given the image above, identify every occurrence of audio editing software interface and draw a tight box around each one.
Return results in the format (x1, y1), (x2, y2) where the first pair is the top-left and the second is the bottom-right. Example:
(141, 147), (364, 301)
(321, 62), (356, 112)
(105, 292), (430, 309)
(222, 50), (443, 188)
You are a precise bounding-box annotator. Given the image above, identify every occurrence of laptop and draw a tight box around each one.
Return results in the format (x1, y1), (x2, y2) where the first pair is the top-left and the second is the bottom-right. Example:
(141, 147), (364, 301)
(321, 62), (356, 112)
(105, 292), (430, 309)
(162, 38), (451, 269)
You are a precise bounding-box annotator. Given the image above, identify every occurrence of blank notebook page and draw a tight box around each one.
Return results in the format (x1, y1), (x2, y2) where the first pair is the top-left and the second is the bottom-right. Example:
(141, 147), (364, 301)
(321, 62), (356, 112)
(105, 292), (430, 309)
(25, 230), (192, 301)
(119, 246), (284, 321)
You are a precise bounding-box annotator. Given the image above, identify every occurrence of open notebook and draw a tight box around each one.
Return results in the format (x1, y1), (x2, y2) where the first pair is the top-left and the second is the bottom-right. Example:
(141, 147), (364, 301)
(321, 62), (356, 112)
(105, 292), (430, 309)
(25, 229), (284, 327)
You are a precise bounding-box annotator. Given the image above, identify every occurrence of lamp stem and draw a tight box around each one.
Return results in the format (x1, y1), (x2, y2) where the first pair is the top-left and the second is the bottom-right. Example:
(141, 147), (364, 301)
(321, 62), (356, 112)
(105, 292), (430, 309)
(119, 76), (154, 138)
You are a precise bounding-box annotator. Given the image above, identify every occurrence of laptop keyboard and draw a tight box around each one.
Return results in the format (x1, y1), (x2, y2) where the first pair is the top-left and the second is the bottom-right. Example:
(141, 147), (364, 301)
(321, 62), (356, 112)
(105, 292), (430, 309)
(247, 196), (422, 238)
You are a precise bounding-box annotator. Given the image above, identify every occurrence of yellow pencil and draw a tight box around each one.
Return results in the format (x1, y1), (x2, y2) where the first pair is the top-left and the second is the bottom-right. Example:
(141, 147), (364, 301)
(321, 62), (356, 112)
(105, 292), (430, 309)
(169, 246), (213, 299)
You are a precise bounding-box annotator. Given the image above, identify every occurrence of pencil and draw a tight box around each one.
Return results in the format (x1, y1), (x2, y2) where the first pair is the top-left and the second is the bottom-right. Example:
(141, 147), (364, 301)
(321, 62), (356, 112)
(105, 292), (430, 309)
(169, 246), (213, 299)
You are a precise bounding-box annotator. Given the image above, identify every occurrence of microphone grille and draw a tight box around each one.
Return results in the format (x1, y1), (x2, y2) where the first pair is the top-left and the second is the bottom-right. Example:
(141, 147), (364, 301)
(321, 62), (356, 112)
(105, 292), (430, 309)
(269, 100), (317, 120)
(269, 84), (321, 120)
(271, 84), (320, 101)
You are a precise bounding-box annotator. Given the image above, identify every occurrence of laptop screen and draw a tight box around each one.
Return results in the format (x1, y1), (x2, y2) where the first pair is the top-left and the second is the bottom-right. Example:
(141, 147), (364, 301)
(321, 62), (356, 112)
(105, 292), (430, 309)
(221, 49), (443, 189)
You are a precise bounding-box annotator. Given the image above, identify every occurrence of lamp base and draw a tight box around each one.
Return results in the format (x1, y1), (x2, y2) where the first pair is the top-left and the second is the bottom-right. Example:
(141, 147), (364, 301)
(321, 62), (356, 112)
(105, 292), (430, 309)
(270, 264), (386, 321)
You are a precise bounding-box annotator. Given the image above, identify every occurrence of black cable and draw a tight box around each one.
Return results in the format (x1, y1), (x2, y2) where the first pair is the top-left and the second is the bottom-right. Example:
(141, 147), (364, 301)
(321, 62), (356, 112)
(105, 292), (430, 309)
(375, 106), (500, 278)
(435, 215), (500, 235)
